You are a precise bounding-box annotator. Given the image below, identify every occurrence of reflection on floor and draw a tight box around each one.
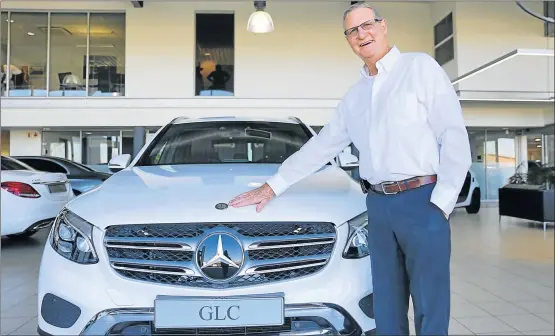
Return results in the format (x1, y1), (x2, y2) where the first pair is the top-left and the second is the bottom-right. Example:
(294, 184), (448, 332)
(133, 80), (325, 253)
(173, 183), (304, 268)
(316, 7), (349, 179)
(1, 207), (553, 335)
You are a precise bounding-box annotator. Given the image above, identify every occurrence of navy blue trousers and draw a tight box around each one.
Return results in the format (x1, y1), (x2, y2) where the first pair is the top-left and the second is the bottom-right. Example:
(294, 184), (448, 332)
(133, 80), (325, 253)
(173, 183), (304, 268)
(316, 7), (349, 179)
(366, 183), (451, 335)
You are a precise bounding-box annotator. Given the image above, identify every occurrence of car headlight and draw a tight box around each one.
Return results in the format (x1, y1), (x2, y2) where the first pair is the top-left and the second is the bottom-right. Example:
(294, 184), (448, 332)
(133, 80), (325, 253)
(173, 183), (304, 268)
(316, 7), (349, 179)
(342, 212), (370, 259)
(50, 209), (98, 264)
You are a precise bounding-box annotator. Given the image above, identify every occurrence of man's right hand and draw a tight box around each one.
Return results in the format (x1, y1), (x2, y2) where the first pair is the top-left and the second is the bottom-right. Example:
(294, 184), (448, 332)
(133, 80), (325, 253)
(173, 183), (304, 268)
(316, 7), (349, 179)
(228, 183), (276, 212)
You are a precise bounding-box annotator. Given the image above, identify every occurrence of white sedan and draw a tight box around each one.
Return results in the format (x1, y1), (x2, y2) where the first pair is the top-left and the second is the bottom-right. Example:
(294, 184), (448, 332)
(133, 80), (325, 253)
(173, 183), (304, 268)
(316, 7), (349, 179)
(1, 155), (74, 239)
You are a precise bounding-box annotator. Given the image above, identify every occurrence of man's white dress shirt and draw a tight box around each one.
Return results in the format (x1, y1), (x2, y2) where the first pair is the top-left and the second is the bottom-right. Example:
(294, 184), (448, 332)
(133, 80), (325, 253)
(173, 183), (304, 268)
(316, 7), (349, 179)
(266, 46), (472, 216)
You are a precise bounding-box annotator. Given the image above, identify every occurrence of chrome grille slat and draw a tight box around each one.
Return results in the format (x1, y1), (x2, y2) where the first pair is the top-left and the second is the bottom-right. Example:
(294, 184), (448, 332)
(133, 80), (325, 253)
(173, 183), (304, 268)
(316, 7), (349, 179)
(104, 237), (193, 251)
(111, 263), (195, 276)
(110, 257), (194, 270)
(104, 222), (336, 288)
(245, 258), (329, 275)
(245, 233), (336, 250)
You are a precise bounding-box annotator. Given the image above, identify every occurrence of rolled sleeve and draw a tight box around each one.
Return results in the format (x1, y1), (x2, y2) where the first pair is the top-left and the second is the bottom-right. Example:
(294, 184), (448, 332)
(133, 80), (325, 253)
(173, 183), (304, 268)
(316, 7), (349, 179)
(265, 101), (352, 196)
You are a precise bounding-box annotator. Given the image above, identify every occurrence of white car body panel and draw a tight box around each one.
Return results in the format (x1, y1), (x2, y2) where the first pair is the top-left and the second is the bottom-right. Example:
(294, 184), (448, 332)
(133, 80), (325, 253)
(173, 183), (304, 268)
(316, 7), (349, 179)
(1, 164), (74, 236)
(67, 164), (366, 228)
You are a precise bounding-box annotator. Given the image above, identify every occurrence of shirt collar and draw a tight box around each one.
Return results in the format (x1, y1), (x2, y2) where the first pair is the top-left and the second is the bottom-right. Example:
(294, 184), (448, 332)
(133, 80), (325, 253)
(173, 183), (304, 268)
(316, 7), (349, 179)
(360, 45), (400, 78)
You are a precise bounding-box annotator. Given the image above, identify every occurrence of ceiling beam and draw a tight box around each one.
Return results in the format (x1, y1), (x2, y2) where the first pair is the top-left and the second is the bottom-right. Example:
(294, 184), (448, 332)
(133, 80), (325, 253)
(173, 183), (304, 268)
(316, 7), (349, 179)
(131, 1), (143, 8)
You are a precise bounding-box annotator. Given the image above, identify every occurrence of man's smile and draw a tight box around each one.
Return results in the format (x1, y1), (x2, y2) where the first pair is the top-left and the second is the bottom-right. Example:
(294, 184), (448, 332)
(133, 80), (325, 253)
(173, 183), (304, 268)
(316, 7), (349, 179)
(360, 40), (373, 47)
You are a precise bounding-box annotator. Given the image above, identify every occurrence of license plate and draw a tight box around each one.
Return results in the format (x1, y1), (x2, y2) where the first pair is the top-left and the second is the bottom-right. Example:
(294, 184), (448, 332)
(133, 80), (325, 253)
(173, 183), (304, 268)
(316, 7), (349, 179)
(154, 294), (284, 329)
(48, 183), (67, 193)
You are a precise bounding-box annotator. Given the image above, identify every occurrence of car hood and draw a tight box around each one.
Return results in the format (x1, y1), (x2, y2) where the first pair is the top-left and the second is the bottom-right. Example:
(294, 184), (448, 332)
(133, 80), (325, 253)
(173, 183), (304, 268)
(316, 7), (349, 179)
(67, 164), (367, 229)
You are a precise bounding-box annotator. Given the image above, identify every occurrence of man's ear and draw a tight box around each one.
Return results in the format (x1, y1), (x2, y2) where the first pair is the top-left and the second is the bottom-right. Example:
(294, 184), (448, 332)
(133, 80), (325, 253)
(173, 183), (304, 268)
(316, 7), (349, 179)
(381, 18), (388, 34)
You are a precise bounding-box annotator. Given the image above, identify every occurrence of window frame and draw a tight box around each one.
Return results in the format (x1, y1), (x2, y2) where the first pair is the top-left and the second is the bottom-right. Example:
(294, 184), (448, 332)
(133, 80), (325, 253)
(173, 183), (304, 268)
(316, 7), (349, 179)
(0, 9), (125, 99)
(433, 12), (455, 66)
(193, 10), (236, 98)
(545, 1), (554, 37)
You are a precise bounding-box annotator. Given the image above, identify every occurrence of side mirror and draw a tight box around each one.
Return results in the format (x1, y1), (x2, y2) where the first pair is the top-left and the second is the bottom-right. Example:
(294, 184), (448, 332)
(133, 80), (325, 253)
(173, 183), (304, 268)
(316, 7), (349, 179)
(338, 148), (359, 170)
(108, 154), (131, 173)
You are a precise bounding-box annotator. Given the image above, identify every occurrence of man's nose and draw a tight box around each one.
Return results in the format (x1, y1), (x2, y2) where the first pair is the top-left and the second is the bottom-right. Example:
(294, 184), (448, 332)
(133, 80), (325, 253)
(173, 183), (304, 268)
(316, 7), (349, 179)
(356, 28), (369, 39)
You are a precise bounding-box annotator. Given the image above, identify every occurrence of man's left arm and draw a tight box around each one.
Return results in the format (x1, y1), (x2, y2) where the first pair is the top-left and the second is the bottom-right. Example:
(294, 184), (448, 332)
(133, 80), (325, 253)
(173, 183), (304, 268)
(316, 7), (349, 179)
(419, 55), (472, 217)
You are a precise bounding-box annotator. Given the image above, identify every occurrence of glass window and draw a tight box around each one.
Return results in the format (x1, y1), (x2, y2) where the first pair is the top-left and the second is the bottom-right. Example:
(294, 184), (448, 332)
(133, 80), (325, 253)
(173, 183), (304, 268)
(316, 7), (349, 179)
(485, 130), (516, 200)
(7, 12), (48, 97)
(527, 135), (544, 164)
(1, 12), (8, 97)
(82, 131), (121, 171)
(122, 130), (134, 156)
(49, 13), (88, 97)
(1, 155), (35, 171)
(17, 158), (68, 174)
(88, 13), (125, 96)
(137, 121), (313, 166)
(195, 13), (234, 96)
(433, 13), (453, 46)
(434, 37), (454, 66)
(468, 130), (487, 200)
(42, 131), (82, 163)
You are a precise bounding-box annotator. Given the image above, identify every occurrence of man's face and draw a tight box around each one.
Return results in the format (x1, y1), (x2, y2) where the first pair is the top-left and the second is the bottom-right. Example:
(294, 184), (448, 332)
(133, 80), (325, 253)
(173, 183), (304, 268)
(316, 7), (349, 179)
(343, 7), (388, 60)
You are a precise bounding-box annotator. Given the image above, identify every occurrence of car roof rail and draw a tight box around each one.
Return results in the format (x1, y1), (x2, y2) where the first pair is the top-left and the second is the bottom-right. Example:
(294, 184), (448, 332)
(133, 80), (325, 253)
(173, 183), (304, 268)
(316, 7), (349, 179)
(171, 116), (189, 124)
(288, 116), (303, 124)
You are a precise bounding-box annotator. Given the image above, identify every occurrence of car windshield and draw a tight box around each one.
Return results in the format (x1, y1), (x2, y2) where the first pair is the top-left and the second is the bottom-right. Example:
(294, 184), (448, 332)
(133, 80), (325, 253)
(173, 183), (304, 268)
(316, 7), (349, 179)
(1, 156), (36, 171)
(137, 121), (313, 166)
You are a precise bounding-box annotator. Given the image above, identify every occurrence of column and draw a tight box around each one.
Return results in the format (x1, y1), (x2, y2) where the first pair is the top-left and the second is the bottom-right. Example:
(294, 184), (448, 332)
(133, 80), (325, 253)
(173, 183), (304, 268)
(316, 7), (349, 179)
(133, 126), (146, 158)
(515, 135), (528, 174)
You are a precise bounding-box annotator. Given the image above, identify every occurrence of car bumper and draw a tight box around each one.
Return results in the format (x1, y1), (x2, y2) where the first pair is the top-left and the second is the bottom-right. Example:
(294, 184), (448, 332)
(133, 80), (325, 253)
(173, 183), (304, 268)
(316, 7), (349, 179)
(37, 227), (376, 335)
(0, 195), (71, 236)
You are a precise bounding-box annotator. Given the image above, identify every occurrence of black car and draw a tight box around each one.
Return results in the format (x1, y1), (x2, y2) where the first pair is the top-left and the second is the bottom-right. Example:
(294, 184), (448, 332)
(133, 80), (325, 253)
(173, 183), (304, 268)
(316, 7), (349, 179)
(14, 156), (111, 195)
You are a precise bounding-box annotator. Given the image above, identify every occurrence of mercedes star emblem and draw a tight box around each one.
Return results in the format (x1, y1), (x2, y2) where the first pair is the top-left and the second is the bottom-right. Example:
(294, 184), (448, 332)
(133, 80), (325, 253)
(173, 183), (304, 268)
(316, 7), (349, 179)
(215, 203), (228, 210)
(196, 233), (244, 281)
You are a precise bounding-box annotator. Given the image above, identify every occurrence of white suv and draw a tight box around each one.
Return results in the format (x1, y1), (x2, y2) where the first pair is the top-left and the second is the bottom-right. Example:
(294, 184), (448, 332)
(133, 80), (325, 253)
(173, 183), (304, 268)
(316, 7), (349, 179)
(37, 116), (376, 336)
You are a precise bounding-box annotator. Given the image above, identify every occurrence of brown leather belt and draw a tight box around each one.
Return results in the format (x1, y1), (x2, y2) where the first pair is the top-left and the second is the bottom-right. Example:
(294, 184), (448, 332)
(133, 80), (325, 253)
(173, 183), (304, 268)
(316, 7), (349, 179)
(361, 175), (437, 195)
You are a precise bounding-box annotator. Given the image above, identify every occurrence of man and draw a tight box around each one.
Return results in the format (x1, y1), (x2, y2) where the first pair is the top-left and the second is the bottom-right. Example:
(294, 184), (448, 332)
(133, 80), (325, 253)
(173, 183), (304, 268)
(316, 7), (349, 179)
(229, 2), (471, 335)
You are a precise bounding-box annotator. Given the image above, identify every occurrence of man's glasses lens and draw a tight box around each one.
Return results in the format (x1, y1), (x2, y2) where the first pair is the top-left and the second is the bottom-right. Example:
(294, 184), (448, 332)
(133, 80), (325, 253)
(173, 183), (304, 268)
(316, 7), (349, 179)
(344, 19), (380, 37)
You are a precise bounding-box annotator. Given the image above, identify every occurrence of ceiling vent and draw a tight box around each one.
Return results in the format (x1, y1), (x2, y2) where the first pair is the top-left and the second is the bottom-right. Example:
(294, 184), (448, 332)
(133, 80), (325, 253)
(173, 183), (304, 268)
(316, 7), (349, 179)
(37, 26), (73, 36)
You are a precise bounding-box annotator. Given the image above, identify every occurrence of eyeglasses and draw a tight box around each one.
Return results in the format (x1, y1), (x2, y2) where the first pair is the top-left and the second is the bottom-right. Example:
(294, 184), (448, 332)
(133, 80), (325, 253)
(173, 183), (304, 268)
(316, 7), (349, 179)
(344, 18), (382, 38)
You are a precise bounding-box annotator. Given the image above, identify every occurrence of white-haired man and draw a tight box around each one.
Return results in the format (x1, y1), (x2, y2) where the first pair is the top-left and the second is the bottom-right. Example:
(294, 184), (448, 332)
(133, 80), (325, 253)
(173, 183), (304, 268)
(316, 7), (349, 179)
(230, 2), (471, 335)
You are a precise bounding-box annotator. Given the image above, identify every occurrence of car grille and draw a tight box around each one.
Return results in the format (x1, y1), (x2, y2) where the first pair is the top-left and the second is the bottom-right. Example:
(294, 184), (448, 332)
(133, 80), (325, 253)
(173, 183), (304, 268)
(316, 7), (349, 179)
(104, 222), (337, 289)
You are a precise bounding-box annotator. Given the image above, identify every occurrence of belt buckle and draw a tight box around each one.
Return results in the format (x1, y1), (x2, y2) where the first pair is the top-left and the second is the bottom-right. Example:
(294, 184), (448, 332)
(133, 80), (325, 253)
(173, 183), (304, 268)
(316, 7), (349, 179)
(381, 181), (402, 195)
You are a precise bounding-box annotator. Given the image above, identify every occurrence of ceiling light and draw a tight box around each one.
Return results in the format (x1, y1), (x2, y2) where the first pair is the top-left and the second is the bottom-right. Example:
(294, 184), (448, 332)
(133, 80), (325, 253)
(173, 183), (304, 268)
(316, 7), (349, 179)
(537, 145), (542, 148)
(535, 138), (541, 142)
(27, 32), (35, 36)
(247, 1), (274, 33)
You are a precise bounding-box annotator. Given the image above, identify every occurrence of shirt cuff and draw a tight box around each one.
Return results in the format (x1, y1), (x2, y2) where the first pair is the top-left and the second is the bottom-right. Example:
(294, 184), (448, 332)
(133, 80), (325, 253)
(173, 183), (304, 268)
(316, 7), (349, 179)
(430, 183), (459, 216)
(266, 174), (291, 197)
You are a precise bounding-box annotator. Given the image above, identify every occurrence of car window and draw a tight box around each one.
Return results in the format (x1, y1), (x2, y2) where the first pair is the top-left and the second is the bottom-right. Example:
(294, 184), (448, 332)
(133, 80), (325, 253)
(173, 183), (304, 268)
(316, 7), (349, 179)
(17, 158), (68, 174)
(1, 156), (36, 171)
(137, 121), (314, 166)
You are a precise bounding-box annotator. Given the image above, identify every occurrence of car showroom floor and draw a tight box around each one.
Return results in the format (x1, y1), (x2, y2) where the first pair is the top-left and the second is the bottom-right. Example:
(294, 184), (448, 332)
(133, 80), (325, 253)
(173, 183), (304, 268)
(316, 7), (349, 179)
(1, 207), (553, 336)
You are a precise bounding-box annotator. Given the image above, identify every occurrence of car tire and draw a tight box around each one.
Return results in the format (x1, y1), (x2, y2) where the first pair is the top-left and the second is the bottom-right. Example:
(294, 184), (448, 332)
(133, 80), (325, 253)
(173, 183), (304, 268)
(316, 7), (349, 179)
(465, 189), (481, 214)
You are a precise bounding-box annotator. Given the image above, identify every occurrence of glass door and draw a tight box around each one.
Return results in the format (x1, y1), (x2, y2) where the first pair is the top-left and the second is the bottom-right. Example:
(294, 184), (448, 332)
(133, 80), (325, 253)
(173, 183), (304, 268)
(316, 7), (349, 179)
(484, 130), (516, 200)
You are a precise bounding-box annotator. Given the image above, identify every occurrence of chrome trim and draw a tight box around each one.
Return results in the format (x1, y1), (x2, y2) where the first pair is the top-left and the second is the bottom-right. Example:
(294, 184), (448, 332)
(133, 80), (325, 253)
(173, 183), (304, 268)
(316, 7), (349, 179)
(245, 259), (329, 275)
(111, 263), (195, 276)
(104, 223), (337, 288)
(104, 237), (192, 251)
(80, 304), (363, 336)
(32, 180), (67, 185)
(247, 234), (336, 250)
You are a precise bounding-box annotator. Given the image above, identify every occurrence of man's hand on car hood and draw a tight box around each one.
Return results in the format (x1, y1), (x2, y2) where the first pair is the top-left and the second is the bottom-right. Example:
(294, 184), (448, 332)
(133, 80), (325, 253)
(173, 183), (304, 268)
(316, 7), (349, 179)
(229, 183), (276, 212)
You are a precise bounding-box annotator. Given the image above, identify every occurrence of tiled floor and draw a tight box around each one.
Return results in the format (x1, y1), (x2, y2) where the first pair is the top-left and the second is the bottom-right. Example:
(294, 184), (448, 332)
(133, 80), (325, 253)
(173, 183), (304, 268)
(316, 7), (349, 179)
(1, 207), (553, 335)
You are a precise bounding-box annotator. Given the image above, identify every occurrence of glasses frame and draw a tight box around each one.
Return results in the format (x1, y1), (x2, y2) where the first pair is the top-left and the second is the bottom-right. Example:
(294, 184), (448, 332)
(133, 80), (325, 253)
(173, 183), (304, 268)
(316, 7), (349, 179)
(344, 18), (383, 38)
